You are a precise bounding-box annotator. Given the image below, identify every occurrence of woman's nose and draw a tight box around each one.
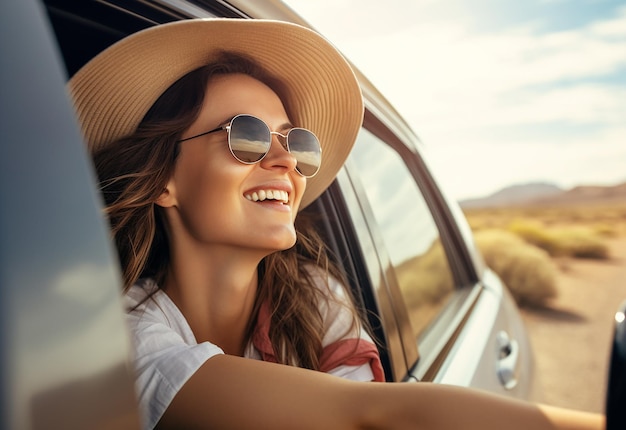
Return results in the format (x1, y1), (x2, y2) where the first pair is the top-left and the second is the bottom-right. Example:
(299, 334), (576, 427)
(260, 134), (297, 173)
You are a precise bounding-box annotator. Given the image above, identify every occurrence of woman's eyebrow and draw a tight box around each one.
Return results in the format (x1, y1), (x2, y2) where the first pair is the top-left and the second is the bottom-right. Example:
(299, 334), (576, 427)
(276, 121), (294, 132)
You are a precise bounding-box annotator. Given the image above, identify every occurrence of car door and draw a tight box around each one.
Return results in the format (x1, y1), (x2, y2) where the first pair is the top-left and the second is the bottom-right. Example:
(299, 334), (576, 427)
(1, 0), (140, 428)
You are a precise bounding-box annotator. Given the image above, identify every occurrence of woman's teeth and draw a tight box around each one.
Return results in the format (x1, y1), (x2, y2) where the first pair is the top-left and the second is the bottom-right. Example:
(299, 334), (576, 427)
(244, 189), (289, 204)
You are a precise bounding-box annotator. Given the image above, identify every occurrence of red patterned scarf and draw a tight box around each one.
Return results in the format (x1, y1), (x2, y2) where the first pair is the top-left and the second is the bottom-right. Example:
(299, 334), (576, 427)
(251, 301), (385, 382)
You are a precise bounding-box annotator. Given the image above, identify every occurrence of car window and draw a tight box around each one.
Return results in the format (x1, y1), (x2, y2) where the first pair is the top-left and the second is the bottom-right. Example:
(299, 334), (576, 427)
(350, 128), (455, 339)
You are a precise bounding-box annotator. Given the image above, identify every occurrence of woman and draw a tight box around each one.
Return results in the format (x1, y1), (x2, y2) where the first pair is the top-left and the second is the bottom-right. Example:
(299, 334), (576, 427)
(69, 18), (603, 430)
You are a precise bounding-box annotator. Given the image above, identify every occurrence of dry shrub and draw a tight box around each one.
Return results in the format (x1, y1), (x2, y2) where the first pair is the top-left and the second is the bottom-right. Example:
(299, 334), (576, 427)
(394, 241), (455, 337)
(507, 220), (610, 260)
(593, 223), (618, 238)
(552, 228), (610, 259)
(465, 203), (626, 238)
(474, 230), (557, 307)
(508, 220), (563, 256)
(395, 240), (454, 306)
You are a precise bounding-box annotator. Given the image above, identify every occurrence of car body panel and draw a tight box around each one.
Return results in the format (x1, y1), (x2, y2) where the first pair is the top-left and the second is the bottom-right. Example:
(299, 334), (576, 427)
(436, 270), (534, 398)
(0, 1), (140, 428)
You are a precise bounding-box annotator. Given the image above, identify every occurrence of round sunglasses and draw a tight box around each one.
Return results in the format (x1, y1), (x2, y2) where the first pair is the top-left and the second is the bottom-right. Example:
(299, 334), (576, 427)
(178, 114), (322, 177)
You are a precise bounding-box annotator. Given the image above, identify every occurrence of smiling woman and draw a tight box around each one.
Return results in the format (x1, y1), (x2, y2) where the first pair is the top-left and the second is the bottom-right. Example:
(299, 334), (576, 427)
(66, 16), (603, 430)
(70, 19), (383, 427)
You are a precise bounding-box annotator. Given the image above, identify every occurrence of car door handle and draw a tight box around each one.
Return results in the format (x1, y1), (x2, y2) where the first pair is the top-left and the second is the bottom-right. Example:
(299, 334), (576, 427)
(496, 330), (519, 390)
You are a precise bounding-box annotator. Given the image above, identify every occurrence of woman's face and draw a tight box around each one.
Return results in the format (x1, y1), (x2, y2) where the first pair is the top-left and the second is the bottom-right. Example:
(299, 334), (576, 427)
(159, 73), (306, 256)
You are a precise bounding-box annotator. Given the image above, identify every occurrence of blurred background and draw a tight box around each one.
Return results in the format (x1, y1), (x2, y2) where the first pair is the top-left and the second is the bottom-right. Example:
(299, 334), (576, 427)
(285, 0), (626, 413)
(285, 0), (625, 201)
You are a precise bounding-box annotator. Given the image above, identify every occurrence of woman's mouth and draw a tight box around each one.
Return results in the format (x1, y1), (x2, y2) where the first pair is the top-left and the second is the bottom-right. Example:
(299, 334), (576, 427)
(244, 189), (289, 204)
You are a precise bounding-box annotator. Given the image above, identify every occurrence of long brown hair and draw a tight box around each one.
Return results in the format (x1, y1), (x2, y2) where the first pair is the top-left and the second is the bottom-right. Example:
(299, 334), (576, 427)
(93, 51), (360, 370)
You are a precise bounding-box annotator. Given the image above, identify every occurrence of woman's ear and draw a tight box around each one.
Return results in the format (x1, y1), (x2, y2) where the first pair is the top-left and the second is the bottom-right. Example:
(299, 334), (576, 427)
(155, 180), (177, 208)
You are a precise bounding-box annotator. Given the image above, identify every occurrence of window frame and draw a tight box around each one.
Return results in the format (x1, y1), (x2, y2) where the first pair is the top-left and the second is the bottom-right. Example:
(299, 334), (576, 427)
(326, 101), (486, 382)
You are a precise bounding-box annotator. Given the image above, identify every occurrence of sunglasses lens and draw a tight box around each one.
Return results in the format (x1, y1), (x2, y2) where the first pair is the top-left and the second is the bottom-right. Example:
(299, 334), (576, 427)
(287, 128), (322, 177)
(229, 115), (271, 163)
(228, 115), (321, 177)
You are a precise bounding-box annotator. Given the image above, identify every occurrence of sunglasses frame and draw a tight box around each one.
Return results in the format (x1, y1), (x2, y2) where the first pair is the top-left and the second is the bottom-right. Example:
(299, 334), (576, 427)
(178, 114), (321, 177)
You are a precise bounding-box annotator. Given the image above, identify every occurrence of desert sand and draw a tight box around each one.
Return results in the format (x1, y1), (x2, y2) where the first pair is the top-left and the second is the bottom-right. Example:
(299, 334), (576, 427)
(521, 237), (626, 413)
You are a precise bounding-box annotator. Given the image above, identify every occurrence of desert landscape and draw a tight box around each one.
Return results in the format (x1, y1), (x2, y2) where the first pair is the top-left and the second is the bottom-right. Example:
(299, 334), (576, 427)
(462, 181), (626, 413)
(521, 237), (626, 412)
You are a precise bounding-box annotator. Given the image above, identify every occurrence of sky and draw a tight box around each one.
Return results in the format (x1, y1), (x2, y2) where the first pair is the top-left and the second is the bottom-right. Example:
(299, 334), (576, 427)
(284, 0), (626, 200)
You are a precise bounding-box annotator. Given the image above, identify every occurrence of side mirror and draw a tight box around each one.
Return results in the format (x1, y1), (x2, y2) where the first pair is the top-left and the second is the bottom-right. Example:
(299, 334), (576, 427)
(606, 300), (626, 430)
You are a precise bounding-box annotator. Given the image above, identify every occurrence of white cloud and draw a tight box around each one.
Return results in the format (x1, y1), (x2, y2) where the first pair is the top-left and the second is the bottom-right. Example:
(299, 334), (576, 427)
(286, 0), (626, 199)
(589, 5), (626, 37)
(341, 14), (626, 125)
(423, 123), (626, 199)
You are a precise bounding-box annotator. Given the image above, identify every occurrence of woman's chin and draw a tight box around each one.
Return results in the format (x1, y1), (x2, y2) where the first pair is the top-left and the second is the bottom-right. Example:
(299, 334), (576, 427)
(261, 234), (298, 254)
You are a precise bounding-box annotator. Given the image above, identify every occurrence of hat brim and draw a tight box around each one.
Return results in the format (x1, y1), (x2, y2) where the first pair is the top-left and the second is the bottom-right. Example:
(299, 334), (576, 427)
(68, 18), (363, 209)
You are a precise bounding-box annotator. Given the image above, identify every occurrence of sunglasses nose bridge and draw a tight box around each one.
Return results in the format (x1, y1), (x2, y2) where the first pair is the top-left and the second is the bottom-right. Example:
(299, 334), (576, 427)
(262, 131), (298, 171)
(269, 130), (290, 152)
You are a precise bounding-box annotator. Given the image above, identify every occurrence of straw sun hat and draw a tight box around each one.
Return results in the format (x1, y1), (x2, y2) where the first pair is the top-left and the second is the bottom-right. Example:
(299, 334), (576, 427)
(68, 18), (363, 209)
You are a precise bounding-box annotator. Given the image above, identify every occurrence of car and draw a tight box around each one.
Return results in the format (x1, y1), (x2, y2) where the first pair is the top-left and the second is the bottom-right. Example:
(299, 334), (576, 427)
(607, 300), (626, 430)
(2, 0), (540, 428)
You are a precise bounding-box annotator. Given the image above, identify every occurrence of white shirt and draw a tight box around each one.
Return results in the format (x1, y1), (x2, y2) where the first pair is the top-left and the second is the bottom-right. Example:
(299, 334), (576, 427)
(125, 275), (376, 429)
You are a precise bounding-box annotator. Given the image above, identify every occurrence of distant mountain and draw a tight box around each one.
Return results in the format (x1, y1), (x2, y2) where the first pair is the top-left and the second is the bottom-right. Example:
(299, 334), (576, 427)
(460, 182), (563, 208)
(530, 182), (626, 206)
(459, 181), (626, 208)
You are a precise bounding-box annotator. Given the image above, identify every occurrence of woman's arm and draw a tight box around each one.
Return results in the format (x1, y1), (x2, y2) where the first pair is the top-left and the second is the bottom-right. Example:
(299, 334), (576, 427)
(157, 354), (604, 430)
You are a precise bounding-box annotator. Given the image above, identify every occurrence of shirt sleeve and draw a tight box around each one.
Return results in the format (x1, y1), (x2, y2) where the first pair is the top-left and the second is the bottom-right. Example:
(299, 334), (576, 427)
(125, 283), (224, 429)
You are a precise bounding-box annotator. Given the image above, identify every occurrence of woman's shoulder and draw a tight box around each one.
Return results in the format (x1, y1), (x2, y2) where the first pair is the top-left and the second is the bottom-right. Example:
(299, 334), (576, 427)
(124, 278), (193, 340)
(124, 278), (175, 318)
(303, 264), (347, 298)
(125, 277), (160, 306)
(302, 266), (382, 380)
(302, 264), (358, 327)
